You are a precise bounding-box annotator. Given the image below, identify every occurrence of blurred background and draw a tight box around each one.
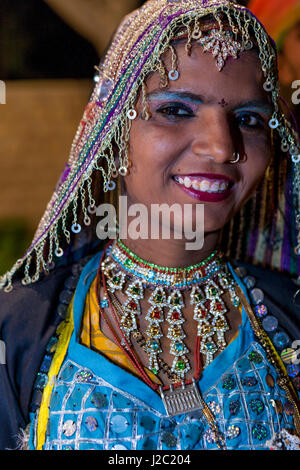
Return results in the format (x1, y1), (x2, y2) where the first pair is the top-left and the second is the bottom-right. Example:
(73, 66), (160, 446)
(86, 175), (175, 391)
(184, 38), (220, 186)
(0, 0), (299, 274)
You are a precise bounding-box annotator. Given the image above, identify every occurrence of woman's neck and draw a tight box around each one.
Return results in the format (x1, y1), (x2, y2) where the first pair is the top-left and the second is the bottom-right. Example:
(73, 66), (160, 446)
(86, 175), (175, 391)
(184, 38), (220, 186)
(117, 231), (221, 268)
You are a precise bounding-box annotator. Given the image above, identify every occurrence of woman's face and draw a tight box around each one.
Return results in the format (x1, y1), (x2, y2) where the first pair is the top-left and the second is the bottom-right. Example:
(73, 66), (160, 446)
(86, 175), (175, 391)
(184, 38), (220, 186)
(123, 41), (273, 235)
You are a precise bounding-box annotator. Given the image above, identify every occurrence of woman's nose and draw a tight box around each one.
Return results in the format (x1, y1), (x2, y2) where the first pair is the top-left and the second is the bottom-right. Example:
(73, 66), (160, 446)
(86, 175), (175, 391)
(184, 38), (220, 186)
(190, 107), (236, 163)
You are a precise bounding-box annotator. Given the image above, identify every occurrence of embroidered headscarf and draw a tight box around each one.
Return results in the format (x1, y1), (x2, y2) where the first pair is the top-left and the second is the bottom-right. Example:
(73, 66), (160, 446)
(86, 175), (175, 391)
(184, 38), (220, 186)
(1, 0), (300, 292)
(248, 0), (300, 51)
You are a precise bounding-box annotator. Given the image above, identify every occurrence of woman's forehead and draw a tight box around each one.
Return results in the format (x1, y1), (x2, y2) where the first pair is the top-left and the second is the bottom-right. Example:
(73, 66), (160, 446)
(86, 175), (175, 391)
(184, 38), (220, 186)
(145, 45), (268, 104)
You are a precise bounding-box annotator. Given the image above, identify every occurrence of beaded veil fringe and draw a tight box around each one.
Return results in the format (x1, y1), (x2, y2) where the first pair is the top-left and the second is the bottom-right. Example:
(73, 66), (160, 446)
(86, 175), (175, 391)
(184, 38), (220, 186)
(1, 0), (300, 292)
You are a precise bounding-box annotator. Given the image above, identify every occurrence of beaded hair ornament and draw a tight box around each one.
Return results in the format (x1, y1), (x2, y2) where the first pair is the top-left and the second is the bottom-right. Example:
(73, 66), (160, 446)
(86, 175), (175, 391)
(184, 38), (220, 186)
(1, 0), (300, 292)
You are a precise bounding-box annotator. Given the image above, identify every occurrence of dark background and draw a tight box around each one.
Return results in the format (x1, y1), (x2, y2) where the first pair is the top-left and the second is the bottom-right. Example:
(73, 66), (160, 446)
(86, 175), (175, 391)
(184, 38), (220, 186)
(0, 0), (249, 80)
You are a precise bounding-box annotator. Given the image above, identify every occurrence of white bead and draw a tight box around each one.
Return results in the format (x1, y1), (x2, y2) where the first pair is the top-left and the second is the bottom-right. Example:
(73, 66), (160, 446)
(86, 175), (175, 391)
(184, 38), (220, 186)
(281, 142), (289, 152)
(168, 70), (179, 81)
(263, 81), (273, 92)
(84, 215), (91, 226)
(290, 145), (299, 154)
(71, 223), (82, 234)
(119, 166), (128, 176)
(192, 30), (202, 40)
(127, 109), (137, 120)
(292, 154), (300, 163)
(88, 205), (96, 214)
(269, 118), (279, 129)
(105, 180), (117, 191)
(55, 248), (64, 257)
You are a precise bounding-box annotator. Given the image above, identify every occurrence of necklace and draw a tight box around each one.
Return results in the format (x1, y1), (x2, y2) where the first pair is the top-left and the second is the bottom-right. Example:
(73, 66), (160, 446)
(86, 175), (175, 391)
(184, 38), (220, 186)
(96, 246), (227, 449)
(96, 242), (300, 447)
(101, 239), (240, 380)
(109, 289), (182, 383)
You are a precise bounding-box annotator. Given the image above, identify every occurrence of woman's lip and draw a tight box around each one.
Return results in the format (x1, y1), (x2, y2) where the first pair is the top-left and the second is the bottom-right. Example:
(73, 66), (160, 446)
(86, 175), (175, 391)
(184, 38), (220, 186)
(174, 173), (236, 183)
(174, 179), (235, 202)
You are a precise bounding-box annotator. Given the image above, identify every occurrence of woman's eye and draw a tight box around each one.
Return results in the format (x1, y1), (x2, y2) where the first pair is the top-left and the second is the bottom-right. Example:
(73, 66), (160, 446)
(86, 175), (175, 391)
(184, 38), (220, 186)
(157, 104), (193, 118)
(236, 112), (265, 130)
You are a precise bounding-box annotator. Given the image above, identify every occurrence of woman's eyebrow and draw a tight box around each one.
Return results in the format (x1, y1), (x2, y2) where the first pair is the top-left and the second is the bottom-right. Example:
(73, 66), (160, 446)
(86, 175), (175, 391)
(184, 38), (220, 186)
(147, 90), (273, 114)
(233, 100), (273, 115)
(147, 90), (203, 104)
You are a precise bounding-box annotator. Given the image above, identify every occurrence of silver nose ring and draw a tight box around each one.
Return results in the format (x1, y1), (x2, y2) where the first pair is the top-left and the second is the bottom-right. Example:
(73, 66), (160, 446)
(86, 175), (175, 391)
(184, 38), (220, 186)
(229, 152), (240, 164)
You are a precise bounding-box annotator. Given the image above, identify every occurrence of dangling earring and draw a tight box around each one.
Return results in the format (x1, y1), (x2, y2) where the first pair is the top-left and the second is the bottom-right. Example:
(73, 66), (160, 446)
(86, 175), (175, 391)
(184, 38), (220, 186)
(168, 44), (179, 81)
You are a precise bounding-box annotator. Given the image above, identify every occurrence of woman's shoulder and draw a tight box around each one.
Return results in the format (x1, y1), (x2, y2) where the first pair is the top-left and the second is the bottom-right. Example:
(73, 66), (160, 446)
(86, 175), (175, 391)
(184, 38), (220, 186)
(233, 259), (300, 337)
(0, 263), (71, 331)
(0, 251), (98, 330)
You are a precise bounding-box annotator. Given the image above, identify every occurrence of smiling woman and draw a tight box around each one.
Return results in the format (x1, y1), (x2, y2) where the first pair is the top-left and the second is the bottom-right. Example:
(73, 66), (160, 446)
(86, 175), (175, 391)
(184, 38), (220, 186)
(0, 0), (300, 452)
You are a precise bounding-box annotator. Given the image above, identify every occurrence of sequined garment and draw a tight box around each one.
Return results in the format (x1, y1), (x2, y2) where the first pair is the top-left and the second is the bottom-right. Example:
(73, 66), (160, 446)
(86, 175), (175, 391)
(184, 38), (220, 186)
(27, 254), (300, 451)
(35, 346), (297, 451)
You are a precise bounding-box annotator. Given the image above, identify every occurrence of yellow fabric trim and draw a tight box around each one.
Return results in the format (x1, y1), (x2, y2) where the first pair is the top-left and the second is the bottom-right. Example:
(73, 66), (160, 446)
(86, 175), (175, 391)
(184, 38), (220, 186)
(36, 301), (74, 450)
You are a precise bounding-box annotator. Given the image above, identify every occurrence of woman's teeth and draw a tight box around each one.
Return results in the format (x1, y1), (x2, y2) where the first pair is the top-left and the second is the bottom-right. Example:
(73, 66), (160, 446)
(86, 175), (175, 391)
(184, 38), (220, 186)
(175, 176), (230, 193)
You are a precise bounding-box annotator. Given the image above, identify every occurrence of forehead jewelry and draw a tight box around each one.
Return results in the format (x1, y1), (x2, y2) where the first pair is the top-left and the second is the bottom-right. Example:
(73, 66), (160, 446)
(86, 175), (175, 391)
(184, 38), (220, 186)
(198, 29), (243, 72)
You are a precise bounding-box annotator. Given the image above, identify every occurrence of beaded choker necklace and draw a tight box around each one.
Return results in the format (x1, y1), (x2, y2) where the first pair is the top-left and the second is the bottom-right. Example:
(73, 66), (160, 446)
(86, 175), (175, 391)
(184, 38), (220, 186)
(100, 239), (240, 380)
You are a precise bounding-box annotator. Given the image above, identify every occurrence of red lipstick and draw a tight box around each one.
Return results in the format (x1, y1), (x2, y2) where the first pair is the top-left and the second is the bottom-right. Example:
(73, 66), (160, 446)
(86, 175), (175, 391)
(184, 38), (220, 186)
(173, 175), (235, 202)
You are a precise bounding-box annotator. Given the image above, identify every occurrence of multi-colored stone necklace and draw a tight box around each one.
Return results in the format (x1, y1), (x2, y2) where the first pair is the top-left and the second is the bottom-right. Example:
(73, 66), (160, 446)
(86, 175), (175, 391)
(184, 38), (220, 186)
(100, 239), (240, 380)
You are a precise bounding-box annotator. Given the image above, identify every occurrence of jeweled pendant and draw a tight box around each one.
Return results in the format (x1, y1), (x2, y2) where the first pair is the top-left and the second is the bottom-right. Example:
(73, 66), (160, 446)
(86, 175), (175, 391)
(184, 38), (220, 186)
(146, 305), (164, 322)
(123, 298), (141, 316)
(167, 323), (186, 341)
(170, 340), (189, 356)
(125, 279), (144, 300)
(120, 312), (137, 341)
(197, 319), (215, 339)
(200, 340), (218, 366)
(145, 288), (165, 374)
(205, 279), (223, 299)
(167, 290), (184, 309)
(212, 314), (228, 350)
(190, 286), (205, 305)
(149, 287), (167, 306)
(166, 308), (185, 325)
(193, 302), (210, 322)
(105, 264), (126, 292)
(166, 290), (190, 380)
(210, 298), (227, 314)
(171, 356), (190, 379)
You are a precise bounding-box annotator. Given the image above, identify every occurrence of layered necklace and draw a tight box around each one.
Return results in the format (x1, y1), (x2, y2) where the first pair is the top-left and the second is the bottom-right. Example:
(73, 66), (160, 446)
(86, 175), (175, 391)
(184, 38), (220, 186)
(99, 239), (240, 381)
(95, 240), (300, 449)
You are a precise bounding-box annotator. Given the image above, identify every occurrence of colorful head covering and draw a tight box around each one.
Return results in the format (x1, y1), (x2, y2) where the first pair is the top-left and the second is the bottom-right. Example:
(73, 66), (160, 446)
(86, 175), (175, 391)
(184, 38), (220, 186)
(248, 0), (300, 51)
(1, 0), (300, 292)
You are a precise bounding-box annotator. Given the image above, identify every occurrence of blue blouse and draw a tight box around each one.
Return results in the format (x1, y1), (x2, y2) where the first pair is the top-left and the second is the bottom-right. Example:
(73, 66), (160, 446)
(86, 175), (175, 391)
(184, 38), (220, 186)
(28, 253), (299, 450)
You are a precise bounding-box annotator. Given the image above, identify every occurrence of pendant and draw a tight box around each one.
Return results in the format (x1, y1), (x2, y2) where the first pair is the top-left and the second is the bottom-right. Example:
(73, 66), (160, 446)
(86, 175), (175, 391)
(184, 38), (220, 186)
(191, 279), (229, 367)
(104, 262), (126, 292)
(166, 290), (190, 380)
(160, 379), (203, 416)
(145, 287), (167, 375)
(119, 279), (144, 342)
(218, 269), (240, 307)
